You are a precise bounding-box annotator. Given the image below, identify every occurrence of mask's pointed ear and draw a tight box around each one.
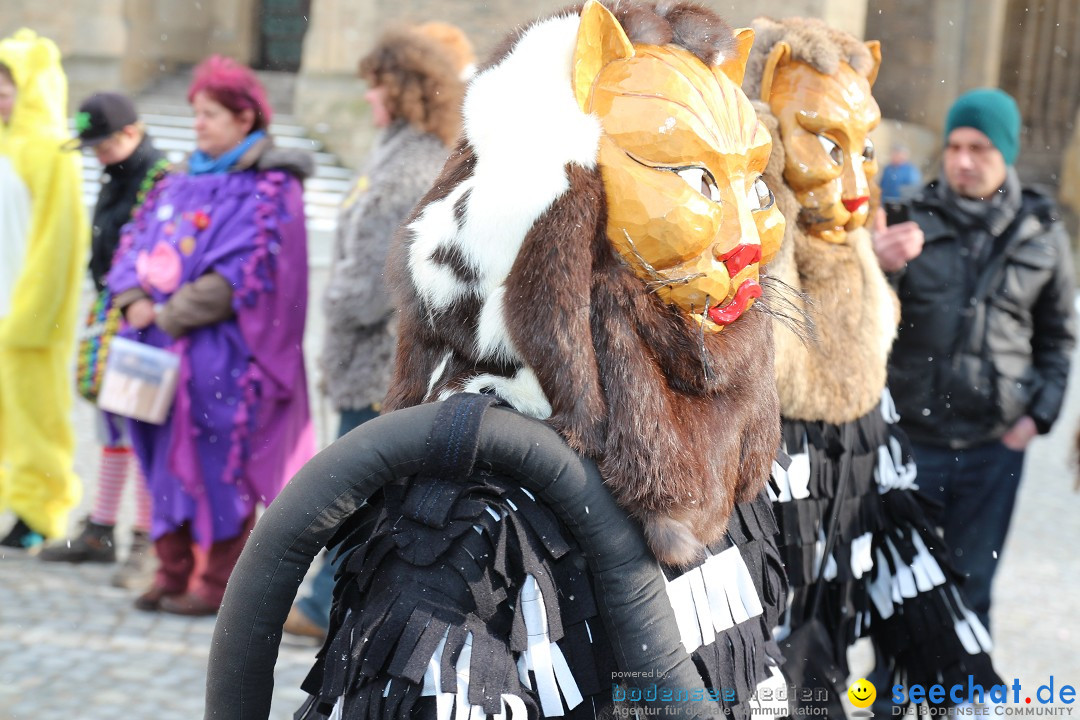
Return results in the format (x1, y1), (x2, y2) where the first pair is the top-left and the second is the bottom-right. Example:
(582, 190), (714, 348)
(865, 40), (882, 86)
(573, 0), (635, 112)
(759, 40), (791, 104)
(717, 28), (754, 86)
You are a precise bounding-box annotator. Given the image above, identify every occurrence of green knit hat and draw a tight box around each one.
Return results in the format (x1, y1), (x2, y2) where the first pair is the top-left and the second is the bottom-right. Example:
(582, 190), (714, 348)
(945, 88), (1021, 165)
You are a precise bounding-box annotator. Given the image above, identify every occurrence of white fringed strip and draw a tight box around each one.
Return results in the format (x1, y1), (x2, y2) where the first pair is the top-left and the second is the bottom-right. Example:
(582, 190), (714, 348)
(767, 460), (783, 503)
(454, 636), (473, 720)
(770, 434), (811, 504)
(420, 608), (579, 720)
(877, 388), (918, 492)
(328, 695), (344, 720)
(811, 528), (839, 582)
(880, 387), (901, 424)
(868, 547), (895, 619)
(493, 694), (529, 720)
(745, 665), (789, 720)
(910, 531), (947, 585)
(665, 567), (703, 651)
(520, 574), (583, 716)
(665, 547), (765, 653)
(876, 435), (918, 492)
(850, 532), (875, 579)
(788, 447), (812, 499)
(688, 565), (716, 648)
(948, 586), (994, 654)
(867, 529), (952, 621)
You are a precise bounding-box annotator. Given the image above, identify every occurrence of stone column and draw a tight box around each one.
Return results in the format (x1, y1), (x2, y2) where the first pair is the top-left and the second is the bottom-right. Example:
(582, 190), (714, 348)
(867, 0), (1007, 135)
(209, 0), (259, 64)
(293, 0), (376, 166)
(1059, 109), (1080, 261)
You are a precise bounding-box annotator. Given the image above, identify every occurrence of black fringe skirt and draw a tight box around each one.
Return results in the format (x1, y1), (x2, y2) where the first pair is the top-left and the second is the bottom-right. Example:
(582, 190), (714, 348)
(295, 407), (789, 720)
(771, 389), (1000, 712)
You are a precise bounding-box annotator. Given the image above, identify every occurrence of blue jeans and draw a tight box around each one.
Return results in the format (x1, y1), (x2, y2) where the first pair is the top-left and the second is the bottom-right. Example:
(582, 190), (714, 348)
(912, 439), (1025, 634)
(295, 405), (381, 629)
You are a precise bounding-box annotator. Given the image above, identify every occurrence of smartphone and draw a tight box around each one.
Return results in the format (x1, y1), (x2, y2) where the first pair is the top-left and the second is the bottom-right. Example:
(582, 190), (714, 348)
(884, 202), (910, 226)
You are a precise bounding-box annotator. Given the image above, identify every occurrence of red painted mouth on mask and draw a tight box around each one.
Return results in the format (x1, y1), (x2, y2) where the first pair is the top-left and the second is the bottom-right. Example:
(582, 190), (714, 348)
(721, 241), (764, 276)
(708, 279), (762, 326)
(842, 196), (869, 213)
(718, 243), (762, 277)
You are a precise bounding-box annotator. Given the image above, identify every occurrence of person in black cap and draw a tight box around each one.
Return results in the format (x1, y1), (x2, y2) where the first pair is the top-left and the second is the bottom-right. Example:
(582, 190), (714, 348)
(38, 91), (169, 591)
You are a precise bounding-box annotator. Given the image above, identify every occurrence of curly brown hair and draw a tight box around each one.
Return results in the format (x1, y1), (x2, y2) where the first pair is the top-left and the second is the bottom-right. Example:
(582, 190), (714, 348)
(359, 27), (466, 147)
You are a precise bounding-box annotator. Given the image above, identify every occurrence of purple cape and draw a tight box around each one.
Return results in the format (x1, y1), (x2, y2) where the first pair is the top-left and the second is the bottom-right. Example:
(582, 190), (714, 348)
(109, 166), (313, 545)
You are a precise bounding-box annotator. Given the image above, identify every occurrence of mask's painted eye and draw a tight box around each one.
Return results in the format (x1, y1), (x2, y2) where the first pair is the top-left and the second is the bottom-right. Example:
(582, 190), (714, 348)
(863, 138), (875, 162)
(747, 177), (774, 211)
(817, 134), (843, 166)
(676, 166), (721, 203)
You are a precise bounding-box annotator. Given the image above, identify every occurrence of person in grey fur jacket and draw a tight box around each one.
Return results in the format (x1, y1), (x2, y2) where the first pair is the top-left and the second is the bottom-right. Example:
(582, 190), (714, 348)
(285, 23), (474, 639)
(319, 120), (451, 414)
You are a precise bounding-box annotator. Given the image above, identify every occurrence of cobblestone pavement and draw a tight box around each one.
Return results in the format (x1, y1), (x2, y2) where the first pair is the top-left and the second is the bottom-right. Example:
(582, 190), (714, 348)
(2, 284), (1079, 718)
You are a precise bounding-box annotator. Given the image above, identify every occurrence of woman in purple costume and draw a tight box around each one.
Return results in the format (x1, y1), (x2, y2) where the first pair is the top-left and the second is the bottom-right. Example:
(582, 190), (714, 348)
(108, 56), (314, 616)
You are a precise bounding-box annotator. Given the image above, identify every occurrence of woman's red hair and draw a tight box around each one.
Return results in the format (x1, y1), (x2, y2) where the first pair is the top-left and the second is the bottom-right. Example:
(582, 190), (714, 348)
(188, 55), (272, 131)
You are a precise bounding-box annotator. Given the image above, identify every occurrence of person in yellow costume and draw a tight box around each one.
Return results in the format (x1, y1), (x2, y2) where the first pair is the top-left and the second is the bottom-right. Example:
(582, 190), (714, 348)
(0, 29), (88, 547)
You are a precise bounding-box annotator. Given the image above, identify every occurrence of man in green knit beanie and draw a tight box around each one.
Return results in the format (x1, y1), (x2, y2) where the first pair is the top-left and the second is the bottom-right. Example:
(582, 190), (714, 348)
(872, 87), (1076, 636)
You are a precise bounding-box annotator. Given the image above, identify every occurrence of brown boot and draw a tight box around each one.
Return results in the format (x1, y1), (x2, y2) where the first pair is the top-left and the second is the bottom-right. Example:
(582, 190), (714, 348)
(134, 584), (181, 612)
(159, 592), (219, 616)
(111, 531), (157, 589)
(284, 605), (328, 641)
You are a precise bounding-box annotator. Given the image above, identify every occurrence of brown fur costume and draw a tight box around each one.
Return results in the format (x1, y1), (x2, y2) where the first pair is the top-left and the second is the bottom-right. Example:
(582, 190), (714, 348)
(360, 27), (466, 147)
(746, 19), (898, 424)
(384, 1), (781, 567)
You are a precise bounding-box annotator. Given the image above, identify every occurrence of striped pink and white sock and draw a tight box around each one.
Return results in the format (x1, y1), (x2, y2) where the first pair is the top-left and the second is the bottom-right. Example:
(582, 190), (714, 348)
(133, 464), (153, 534)
(90, 446), (132, 527)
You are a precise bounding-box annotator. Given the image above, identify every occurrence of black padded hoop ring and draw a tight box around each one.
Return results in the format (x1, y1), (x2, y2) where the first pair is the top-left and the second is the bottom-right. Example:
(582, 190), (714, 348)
(204, 401), (716, 719)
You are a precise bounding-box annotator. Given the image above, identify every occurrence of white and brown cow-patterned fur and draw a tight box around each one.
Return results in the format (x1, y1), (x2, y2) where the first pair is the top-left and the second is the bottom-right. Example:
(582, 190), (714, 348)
(385, 1), (781, 568)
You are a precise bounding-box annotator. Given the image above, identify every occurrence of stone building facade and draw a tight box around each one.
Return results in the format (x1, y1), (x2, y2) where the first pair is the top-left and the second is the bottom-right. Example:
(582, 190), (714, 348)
(2, 0), (1076, 203)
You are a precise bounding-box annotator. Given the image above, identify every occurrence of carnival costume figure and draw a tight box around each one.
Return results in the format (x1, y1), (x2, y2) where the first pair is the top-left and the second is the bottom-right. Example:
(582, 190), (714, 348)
(742, 17), (1000, 713)
(0, 30), (88, 545)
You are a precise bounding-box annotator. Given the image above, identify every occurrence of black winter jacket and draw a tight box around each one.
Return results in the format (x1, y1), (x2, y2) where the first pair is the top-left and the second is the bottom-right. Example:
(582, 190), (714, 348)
(888, 180), (1076, 448)
(89, 135), (166, 290)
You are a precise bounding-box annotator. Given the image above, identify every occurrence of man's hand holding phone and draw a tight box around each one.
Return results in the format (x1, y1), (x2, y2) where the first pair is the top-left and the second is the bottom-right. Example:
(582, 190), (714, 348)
(872, 206), (924, 272)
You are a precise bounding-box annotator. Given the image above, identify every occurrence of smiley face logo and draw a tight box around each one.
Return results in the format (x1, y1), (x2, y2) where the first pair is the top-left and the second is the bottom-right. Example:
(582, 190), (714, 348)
(848, 678), (876, 709)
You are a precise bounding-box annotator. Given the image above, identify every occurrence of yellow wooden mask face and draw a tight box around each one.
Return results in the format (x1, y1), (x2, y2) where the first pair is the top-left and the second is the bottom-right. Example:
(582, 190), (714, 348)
(760, 42), (882, 244)
(573, 2), (783, 332)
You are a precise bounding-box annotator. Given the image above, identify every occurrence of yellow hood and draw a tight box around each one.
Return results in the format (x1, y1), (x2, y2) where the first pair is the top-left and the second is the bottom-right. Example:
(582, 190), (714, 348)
(0, 28), (68, 137)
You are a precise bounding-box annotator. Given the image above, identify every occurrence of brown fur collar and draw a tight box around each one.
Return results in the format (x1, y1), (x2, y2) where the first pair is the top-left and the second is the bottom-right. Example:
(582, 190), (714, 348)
(757, 105), (898, 424)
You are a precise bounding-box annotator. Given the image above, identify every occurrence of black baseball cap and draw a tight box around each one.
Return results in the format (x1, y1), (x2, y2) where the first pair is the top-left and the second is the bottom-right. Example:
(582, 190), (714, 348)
(63, 92), (139, 150)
